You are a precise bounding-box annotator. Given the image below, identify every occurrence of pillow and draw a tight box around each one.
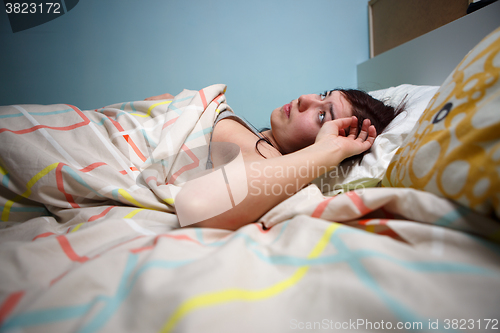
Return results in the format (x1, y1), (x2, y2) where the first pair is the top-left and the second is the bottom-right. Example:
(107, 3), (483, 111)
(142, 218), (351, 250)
(382, 27), (500, 219)
(313, 84), (439, 195)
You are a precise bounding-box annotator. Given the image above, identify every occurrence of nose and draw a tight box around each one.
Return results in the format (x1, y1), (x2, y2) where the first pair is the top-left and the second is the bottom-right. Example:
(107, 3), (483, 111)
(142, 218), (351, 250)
(298, 94), (319, 113)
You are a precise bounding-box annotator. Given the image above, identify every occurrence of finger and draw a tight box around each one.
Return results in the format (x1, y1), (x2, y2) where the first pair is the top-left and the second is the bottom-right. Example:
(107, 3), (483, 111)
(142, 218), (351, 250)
(333, 117), (356, 128)
(347, 116), (359, 139)
(326, 117), (355, 138)
(356, 119), (371, 141)
(358, 125), (376, 151)
(366, 125), (377, 145)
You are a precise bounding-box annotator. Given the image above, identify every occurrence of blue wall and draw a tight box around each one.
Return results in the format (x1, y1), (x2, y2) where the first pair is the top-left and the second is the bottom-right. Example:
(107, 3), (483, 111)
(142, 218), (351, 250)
(0, 0), (369, 129)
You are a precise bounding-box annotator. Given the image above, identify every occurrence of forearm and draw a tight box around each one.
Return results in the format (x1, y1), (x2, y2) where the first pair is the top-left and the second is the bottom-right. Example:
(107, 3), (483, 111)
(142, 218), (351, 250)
(179, 116), (376, 230)
(180, 143), (344, 230)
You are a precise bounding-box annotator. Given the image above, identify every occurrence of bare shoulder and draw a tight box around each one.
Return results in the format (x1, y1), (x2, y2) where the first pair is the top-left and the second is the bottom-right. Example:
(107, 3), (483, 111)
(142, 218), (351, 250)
(212, 118), (282, 160)
(211, 118), (262, 158)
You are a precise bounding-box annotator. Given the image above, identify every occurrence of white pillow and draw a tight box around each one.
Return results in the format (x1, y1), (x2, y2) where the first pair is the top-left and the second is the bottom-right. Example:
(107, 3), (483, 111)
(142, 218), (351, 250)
(313, 84), (439, 195)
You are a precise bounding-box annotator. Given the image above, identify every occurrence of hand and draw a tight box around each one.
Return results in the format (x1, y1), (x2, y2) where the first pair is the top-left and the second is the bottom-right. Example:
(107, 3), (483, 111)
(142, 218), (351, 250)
(315, 116), (376, 160)
(144, 93), (174, 101)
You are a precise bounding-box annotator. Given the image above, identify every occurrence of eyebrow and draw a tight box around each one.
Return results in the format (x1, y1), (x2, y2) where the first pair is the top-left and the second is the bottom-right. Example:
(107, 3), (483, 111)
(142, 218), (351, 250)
(325, 90), (335, 120)
(322, 90), (335, 121)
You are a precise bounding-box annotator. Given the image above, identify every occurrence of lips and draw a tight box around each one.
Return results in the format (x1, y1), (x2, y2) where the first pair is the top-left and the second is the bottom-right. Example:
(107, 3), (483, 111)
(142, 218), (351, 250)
(283, 103), (291, 118)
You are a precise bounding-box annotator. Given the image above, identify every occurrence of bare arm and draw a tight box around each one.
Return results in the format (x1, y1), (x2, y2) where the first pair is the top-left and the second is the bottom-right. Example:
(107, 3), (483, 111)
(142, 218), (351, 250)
(176, 117), (376, 230)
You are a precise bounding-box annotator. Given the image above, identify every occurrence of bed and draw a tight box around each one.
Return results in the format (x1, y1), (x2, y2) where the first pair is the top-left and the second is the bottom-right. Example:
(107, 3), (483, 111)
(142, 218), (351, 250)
(1, 16), (500, 333)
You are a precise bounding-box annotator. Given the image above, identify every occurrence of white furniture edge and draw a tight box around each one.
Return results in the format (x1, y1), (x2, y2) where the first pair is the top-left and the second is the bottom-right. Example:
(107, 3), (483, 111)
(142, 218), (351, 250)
(357, 1), (500, 91)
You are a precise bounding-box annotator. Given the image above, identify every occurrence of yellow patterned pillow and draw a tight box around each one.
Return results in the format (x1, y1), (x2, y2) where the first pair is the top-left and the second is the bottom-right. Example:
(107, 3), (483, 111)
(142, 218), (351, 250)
(382, 27), (500, 219)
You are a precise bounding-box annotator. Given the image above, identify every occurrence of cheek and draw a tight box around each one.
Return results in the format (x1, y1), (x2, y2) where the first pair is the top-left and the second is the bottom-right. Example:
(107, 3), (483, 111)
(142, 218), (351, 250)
(271, 114), (319, 153)
(290, 121), (319, 149)
(299, 119), (319, 140)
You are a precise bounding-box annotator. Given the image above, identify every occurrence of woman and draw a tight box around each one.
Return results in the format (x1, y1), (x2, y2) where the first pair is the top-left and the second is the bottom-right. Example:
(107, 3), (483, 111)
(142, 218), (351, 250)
(146, 89), (401, 230)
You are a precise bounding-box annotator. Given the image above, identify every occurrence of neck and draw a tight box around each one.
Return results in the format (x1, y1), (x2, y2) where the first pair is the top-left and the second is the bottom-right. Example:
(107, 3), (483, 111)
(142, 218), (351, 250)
(260, 129), (284, 154)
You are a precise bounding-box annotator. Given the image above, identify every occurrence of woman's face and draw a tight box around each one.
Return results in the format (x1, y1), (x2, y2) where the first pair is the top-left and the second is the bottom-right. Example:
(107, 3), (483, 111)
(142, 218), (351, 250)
(270, 91), (353, 154)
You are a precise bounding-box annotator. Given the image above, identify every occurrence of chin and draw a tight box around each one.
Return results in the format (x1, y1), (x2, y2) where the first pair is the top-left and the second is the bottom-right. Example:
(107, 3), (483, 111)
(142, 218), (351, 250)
(269, 110), (277, 131)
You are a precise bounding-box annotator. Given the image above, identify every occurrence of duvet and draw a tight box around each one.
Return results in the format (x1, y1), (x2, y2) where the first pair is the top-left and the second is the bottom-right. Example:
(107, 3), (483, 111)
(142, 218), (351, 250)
(1, 85), (499, 333)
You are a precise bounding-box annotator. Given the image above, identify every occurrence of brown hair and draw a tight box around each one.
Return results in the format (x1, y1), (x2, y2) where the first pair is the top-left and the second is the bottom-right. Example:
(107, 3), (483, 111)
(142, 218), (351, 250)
(336, 89), (406, 136)
(335, 88), (406, 163)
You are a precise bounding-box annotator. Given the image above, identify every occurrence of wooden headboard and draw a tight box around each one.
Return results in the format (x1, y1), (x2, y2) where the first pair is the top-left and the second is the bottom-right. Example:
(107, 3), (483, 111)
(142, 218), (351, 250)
(357, 1), (500, 91)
